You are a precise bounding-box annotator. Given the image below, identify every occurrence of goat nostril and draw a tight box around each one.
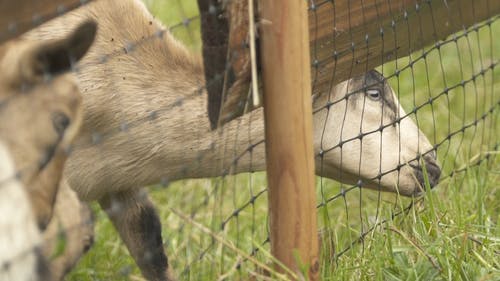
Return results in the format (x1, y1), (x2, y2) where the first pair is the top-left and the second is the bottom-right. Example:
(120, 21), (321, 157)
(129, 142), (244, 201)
(423, 150), (437, 161)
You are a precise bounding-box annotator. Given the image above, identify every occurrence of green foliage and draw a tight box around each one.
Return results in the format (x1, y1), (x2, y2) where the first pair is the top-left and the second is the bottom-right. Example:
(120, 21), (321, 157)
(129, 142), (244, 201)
(143, 0), (201, 51)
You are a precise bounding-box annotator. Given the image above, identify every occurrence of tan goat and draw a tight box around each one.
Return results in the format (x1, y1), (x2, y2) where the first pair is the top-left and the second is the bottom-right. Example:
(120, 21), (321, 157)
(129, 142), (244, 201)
(0, 21), (96, 281)
(26, 0), (441, 280)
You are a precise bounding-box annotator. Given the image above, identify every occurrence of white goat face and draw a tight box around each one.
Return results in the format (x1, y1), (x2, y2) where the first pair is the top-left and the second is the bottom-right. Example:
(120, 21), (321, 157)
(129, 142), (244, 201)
(313, 70), (441, 197)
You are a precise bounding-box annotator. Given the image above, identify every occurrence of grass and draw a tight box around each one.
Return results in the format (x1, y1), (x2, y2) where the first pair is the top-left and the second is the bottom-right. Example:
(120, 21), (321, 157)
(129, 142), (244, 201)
(66, 1), (499, 280)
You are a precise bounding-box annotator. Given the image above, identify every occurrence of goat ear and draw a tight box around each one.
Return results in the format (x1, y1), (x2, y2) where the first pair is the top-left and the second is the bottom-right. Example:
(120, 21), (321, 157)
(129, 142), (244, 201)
(25, 20), (97, 80)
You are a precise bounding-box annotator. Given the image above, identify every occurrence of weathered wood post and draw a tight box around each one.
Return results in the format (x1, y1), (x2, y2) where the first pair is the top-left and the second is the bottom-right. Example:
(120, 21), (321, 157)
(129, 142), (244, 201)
(0, 0), (93, 43)
(259, 0), (319, 279)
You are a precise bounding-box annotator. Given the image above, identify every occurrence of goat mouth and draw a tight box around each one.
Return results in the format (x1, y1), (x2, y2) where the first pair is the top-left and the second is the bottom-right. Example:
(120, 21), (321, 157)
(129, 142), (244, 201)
(409, 159), (441, 192)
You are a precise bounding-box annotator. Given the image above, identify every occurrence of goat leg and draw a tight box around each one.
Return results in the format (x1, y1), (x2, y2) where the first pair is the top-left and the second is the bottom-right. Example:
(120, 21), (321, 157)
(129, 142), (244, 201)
(99, 189), (176, 281)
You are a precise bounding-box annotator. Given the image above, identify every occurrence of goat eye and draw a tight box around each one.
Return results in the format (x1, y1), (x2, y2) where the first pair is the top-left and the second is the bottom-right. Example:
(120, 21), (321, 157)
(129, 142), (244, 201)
(366, 89), (381, 101)
(52, 112), (70, 137)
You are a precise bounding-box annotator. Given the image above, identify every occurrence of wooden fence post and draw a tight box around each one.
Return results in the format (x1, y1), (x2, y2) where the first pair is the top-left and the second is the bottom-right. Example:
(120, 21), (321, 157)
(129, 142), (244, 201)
(259, 0), (319, 280)
(0, 0), (93, 43)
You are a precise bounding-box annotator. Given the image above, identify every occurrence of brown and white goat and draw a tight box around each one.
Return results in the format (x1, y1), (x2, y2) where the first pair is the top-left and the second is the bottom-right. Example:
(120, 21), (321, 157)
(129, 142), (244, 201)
(0, 21), (95, 281)
(26, 0), (441, 280)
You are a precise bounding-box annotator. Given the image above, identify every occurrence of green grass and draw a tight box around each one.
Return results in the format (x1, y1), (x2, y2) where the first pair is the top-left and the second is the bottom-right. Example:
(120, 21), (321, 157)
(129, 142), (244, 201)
(66, 1), (499, 280)
(142, 0), (201, 51)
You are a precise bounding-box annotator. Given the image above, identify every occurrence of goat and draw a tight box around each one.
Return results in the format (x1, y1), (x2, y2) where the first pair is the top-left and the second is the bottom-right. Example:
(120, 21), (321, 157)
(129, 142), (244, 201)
(0, 21), (95, 280)
(25, 0), (441, 280)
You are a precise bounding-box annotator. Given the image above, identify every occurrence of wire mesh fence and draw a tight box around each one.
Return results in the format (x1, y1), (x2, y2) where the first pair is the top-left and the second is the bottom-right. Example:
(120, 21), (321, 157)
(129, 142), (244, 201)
(0, 0), (498, 280)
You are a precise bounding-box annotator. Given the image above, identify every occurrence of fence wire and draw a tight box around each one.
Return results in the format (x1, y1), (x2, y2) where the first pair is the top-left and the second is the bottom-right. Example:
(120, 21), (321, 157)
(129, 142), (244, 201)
(0, 0), (498, 280)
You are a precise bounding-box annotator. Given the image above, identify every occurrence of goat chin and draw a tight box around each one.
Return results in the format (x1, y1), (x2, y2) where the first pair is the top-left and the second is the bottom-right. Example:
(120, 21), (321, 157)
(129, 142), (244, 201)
(317, 162), (421, 197)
